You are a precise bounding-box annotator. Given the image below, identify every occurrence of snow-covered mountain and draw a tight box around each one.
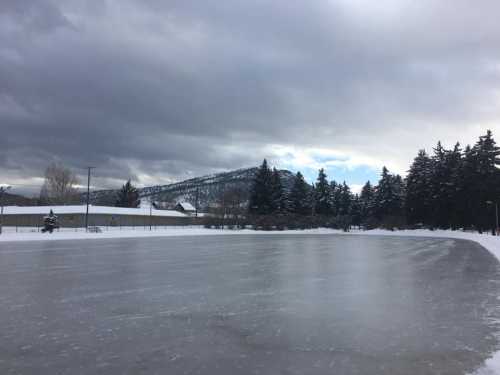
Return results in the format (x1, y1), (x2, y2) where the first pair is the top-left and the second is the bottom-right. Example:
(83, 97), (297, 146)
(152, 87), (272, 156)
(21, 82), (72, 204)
(88, 167), (297, 209)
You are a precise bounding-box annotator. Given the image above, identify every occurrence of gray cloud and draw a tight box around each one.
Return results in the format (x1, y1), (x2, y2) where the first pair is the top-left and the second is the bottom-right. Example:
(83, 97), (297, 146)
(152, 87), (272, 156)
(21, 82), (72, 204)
(1, 0), (500, 193)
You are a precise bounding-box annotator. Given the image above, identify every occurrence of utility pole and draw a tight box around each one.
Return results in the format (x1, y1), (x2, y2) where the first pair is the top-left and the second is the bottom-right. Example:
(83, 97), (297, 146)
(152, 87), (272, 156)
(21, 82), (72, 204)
(0, 186), (11, 235)
(195, 186), (199, 218)
(486, 200), (499, 235)
(495, 202), (499, 236)
(221, 184), (226, 230)
(85, 167), (95, 232)
(149, 194), (154, 231)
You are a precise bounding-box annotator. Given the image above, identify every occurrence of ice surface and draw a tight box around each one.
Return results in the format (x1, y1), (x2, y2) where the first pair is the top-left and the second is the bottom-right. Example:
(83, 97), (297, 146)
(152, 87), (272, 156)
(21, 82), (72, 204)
(0, 234), (499, 374)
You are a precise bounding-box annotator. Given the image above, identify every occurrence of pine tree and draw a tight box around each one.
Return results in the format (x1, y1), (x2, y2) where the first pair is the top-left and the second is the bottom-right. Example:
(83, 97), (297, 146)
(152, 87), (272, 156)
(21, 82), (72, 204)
(359, 181), (375, 226)
(457, 144), (476, 229)
(270, 168), (285, 212)
(406, 150), (433, 225)
(115, 180), (141, 208)
(393, 174), (405, 213)
(314, 169), (331, 215)
(374, 167), (390, 219)
(470, 130), (500, 231)
(350, 194), (362, 227)
(338, 182), (352, 216)
(429, 141), (455, 228)
(289, 171), (311, 215)
(248, 159), (273, 215)
(374, 167), (405, 227)
(444, 143), (463, 229)
(330, 180), (341, 216)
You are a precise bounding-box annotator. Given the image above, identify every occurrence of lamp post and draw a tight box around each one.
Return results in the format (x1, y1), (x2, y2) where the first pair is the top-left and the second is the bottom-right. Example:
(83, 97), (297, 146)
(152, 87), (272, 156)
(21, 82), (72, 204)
(85, 167), (95, 232)
(0, 185), (12, 235)
(195, 186), (199, 218)
(221, 184), (226, 230)
(486, 201), (499, 235)
(149, 195), (153, 231)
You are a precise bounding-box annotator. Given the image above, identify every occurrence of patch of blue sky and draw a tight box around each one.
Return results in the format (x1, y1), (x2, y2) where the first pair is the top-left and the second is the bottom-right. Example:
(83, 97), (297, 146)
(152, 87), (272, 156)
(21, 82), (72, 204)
(311, 154), (349, 164)
(279, 159), (379, 186)
(275, 148), (382, 191)
(300, 165), (380, 186)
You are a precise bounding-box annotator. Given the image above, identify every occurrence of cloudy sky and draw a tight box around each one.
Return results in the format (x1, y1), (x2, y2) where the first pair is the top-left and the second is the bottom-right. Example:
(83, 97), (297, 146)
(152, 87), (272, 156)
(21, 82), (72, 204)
(1, 0), (500, 195)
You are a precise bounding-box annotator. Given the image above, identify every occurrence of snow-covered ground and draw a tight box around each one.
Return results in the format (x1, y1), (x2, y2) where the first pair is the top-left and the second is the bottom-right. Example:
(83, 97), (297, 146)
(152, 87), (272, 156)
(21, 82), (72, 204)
(355, 229), (500, 262)
(1, 226), (499, 374)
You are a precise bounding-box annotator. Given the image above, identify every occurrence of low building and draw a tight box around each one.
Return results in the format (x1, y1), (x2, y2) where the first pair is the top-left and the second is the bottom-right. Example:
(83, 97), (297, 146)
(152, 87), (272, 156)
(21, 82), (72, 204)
(174, 202), (196, 215)
(1, 205), (202, 228)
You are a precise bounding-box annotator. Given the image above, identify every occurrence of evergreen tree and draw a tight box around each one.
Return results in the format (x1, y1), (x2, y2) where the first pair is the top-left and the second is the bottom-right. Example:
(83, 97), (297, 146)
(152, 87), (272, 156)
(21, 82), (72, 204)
(269, 168), (285, 212)
(338, 182), (352, 216)
(374, 167), (405, 227)
(469, 130), (500, 231)
(310, 183), (316, 215)
(406, 150), (433, 225)
(289, 171), (311, 215)
(330, 180), (341, 216)
(248, 159), (273, 215)
(429, 141), (455, 228)
(458, 144), (477, 229)
(359, 181), (375, 226)
(334, 181), (354, 231)
(393, 174), (406, 212)
(374, 167), (390, 218)
(350, 194), (362, 227)
(444, 143), (463, 229)
(115, 180), (141, 208)
(314, 169), (331, 215)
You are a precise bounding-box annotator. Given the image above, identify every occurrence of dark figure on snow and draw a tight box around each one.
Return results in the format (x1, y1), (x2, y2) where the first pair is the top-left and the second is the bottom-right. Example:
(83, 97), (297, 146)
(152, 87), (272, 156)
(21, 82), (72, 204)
(41, 210), (59, 233)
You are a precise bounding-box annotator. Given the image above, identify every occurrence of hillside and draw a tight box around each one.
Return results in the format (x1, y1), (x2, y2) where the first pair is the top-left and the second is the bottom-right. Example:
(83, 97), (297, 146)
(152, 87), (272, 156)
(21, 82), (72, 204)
(1, 192), (39, 206)
(88, 167), (298, 209)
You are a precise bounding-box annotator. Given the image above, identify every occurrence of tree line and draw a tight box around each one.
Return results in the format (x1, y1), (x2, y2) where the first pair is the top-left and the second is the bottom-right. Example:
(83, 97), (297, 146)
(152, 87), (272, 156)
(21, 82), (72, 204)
(246, 130), (500, 232)
(405, 130), (500, 232)
(17, 129), (500, 233)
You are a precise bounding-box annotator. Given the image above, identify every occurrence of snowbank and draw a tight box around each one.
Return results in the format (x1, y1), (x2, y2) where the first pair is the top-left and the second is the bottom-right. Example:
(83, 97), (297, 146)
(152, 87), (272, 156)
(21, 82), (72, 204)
(350, 229), (500, 261)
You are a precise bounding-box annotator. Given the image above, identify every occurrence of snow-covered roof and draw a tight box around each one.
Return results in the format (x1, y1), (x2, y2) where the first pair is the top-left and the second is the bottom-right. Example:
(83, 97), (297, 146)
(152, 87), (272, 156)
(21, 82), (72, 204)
(176, 202), (195, 211)
(139, 198), (153, 209)
(2, 205), (188, 218)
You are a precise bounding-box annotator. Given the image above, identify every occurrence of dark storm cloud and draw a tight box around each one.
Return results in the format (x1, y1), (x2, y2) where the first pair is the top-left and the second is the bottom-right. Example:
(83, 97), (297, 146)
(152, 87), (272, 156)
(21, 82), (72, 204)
(1, 0), (500, 191)
(0, 0), (71, 33)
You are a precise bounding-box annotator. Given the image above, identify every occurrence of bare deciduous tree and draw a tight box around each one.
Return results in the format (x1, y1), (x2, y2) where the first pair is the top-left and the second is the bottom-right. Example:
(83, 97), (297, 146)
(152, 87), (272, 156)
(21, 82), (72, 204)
(40, 163), (80, 205)
(219, 185), (247, 228)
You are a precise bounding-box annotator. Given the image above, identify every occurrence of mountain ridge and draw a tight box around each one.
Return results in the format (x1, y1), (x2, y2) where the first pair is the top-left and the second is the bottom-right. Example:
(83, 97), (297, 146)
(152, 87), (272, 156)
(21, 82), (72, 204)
(88, 167), (298, 209)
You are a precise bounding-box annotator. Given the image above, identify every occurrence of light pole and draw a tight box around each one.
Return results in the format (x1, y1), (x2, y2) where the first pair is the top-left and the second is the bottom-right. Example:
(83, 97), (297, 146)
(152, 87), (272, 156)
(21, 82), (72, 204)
(221, 183), (226, 230)
(85, 167), (95, 232)
(149, 194), (154, 231)
(0, 185), (12, 235)
(486, 200), (499, 235)
(195, 186), (199, 218)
